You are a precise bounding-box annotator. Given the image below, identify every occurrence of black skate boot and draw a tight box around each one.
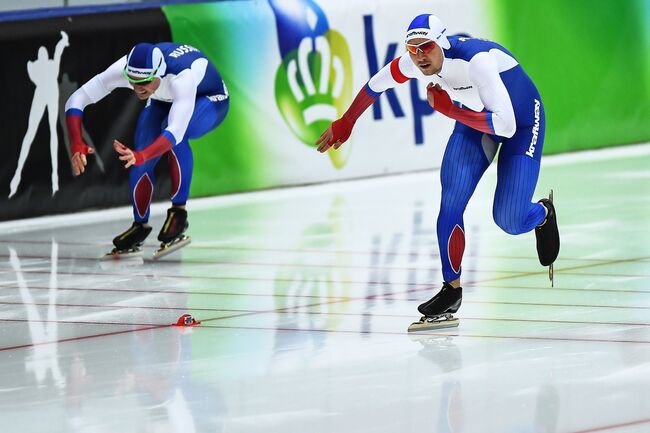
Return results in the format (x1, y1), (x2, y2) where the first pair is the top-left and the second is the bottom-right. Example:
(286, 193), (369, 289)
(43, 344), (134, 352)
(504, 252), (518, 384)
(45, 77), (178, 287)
(418, 282), (463, 316)
(408, 282), (462, 332)
(153, 207), (191, 260)
(535, 190), (560, 286)
(103, 222), (152, 259)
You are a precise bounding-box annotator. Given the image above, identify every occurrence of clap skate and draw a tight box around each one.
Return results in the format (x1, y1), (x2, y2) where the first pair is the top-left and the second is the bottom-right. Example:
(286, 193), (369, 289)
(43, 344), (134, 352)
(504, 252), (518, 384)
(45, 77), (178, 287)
(153, 207), (191, 260)
(102, 222), (152, 260)
(535, 189), (560, 287)
(408, 282), (462, 332)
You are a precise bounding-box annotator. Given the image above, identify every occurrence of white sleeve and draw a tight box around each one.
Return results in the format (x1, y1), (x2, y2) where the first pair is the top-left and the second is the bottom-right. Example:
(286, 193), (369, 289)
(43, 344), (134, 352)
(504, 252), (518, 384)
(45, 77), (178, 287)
(367, 53), (418, 93)
(166, 70), (198, 144)
(65, 56), (130, 112)
(468, 52), (516, 138)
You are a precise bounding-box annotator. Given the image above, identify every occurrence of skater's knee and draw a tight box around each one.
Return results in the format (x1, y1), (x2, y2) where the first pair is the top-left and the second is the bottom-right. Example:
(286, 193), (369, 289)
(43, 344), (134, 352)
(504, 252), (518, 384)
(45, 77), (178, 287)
(493, 207), (526, 235)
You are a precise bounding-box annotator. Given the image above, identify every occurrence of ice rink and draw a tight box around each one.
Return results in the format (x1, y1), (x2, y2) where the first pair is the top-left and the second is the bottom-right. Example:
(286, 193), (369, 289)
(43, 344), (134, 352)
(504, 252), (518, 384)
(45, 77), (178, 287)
(1, 143), (650, 433)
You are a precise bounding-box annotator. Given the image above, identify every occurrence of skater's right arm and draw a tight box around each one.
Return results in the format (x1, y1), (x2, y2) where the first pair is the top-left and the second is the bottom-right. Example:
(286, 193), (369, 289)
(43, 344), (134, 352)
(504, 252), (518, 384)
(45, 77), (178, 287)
(65, 57), (130, 176)
(316, 55), (416, 153)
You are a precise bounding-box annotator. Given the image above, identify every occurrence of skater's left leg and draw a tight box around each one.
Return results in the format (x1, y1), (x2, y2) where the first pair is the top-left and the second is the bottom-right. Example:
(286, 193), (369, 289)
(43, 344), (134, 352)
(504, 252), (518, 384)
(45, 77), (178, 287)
(492, 151), (546, 235)
(167, 141), (193, 208)
(159, 141), (191, 244)
(493, 99), (559, 267)
(157, 97), (229, 243)
(184, 95), (229, 140)
(163, 96), (229, 208)
(492, 101), (547, 235)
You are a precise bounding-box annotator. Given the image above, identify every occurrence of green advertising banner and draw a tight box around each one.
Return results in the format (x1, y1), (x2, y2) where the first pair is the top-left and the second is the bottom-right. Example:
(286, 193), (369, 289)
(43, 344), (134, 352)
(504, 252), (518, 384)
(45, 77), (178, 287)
(162, 1), (277, 197)
(2, 0), (648, 221)
(489, 0), (650, 153)
(162, 0), (650, 200)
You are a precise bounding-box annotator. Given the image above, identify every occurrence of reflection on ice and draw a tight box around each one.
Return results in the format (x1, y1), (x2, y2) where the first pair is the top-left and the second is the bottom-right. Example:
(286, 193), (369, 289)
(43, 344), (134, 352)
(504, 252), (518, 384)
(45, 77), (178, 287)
(1, 147), (650, 432)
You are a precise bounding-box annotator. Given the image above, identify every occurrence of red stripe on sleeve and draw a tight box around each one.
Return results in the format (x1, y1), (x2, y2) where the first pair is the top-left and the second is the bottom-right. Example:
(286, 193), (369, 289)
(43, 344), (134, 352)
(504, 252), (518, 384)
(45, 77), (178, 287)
(133, 134), (173, 165)
(343, 85), (378, 124)
(430, 85), (495, 135)
(66, 114), (87, 155)
(389, 58), (410, 84)
(448, 106), (494, 135)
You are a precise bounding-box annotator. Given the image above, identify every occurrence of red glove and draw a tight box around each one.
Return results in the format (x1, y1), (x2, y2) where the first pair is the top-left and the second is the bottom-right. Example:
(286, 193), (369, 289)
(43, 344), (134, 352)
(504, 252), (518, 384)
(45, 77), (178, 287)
(316, 116), (353, 153)
(316, 84), (378, 153)
(331, 116), (354, 145)
(427, 84), (454, 115)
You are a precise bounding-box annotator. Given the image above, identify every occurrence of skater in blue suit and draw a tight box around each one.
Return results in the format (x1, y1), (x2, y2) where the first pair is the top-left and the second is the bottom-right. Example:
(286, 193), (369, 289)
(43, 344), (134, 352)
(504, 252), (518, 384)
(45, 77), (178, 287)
(65, 42), (229, 258)
(317, 14), (560, 329)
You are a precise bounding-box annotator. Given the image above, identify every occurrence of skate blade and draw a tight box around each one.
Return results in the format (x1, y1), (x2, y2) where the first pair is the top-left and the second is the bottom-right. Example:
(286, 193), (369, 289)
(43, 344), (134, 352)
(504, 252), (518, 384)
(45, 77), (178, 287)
(100, 248), (143, 261)
(152, 236), (191, 260)
(408, 315), (459, 332)
(547, 188), (555, 288)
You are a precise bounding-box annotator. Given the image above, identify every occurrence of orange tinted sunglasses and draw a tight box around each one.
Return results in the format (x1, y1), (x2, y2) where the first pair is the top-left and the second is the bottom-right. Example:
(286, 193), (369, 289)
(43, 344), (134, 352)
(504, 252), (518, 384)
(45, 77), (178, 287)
(406, 40), (437, 55)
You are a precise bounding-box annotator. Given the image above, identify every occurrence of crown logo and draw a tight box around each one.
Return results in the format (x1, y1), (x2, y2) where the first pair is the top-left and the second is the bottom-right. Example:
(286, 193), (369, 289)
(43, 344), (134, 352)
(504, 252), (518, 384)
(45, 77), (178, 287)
(275, 28), (353, 168)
